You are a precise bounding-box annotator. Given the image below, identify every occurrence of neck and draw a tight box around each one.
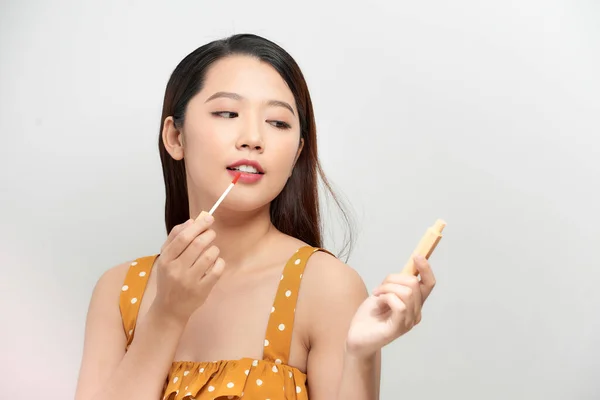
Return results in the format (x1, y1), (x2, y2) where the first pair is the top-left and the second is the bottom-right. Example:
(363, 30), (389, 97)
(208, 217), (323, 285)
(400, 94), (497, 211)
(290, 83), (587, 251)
(190, 204), (274, 266)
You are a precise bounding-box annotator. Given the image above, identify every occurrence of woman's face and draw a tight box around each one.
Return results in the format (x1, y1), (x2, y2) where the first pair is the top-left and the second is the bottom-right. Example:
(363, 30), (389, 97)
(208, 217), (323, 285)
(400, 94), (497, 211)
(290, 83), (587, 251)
(163, 55), (303, 215)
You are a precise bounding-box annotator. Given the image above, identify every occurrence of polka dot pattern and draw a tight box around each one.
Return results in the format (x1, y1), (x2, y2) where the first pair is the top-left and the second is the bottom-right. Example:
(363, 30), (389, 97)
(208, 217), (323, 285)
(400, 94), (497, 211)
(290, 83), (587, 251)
(119, 247), (334, 400)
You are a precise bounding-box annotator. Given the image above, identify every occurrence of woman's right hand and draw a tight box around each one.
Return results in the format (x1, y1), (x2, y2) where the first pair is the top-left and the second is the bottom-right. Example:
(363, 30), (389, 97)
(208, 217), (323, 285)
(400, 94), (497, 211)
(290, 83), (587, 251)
(151, 213), (224, 323)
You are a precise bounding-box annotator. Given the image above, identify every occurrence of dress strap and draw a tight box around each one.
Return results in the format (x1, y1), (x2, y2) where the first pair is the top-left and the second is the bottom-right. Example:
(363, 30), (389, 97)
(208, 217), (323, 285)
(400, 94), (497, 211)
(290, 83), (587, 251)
(118, 254), (158, 349)
(262, 246), (336, 364)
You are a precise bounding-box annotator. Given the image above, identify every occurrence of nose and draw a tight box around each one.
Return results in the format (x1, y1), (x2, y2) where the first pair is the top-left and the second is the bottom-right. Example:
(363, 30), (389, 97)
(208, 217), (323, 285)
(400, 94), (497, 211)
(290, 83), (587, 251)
(235, 120), (264, 153)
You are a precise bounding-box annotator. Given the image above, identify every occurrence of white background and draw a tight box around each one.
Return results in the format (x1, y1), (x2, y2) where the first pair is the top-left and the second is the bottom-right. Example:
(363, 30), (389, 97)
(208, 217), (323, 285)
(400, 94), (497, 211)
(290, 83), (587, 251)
(1, 0), (599, 398)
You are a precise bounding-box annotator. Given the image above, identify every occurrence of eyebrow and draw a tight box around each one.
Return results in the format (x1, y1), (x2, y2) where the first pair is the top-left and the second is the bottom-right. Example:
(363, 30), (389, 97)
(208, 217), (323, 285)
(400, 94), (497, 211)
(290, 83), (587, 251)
(205, 91), (295, 116)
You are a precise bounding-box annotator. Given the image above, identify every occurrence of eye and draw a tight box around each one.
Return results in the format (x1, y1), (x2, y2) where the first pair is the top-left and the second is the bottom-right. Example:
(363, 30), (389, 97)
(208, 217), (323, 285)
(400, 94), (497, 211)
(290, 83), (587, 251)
(268, 120), (292, 130)
(212, 111), (238, 118)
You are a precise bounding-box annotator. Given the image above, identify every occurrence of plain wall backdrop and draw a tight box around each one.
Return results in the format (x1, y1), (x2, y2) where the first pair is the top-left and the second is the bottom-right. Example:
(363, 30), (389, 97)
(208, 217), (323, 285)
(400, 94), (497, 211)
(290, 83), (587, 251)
(1, 0), (599, 398)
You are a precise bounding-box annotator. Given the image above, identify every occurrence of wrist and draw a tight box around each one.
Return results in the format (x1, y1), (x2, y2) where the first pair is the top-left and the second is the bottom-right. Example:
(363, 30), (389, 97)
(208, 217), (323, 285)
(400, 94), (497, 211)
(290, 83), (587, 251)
(148, 301), (190, 331)
(344, 341), (378, 364)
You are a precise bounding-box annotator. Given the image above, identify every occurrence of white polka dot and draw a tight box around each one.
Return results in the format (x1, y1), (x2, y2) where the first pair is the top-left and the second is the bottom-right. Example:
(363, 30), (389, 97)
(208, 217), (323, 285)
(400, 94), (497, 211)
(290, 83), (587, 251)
(281, 274), (284, 281)
(272, 365), (278, 373)
(271, 306), (275, 313)
(199, 367), (205, 373)
(173, 376), (178, 383)
(227, 382), (234, 388)
(264, 339), (269, 346)
(121, 285), (128, 291)
(252, 360), (259, 367)
(294, 258), (301, 265)
(131, 261), (138, 266)
(300, 273), (303, 278)
(275, 359), (282, 364)
(185, 386), (188, 390)
(130, 297), (138, 304)
(245, 369), (249, 375)
(185, 392), (191, 396)
(278, 323), (285, 331)
(208, 386), (215, 392)
(183, 370), (189, 376)
(285, 290), (292, 297)
(139, 271), (146, 277)
(296, 386), (302, 393)
(256, 379), (263, 386)
(289, 371), (293, 378)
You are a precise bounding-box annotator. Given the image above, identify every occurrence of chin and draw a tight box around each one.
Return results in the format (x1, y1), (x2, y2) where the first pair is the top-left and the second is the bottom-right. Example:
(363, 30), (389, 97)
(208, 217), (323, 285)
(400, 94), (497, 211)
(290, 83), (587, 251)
(214, 191), (275, 215)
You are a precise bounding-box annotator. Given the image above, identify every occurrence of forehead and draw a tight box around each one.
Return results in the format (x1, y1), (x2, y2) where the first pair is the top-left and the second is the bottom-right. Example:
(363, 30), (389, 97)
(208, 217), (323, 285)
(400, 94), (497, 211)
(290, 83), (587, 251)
(200, 55), (296, 108)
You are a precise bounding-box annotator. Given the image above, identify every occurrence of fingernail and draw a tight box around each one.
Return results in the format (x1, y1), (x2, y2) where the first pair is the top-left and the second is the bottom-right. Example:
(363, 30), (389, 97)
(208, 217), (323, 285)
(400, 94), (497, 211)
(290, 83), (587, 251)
(414, 255), (424, 263)
(204, 214), (214, 223)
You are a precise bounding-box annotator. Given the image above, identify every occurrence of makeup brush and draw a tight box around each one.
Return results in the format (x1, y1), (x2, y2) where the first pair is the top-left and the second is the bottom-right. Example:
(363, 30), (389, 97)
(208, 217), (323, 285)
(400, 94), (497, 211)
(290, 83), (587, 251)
(196, 172), (242, 221)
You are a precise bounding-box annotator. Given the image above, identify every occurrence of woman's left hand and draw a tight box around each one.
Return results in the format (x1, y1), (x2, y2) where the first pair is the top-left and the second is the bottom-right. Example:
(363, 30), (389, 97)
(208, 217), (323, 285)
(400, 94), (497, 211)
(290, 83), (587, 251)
(345, 255), (436, 357)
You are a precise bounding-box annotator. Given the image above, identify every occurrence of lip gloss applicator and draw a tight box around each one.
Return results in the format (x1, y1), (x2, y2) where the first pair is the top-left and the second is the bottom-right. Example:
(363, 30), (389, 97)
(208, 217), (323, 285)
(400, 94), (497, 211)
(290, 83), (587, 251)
(196, 172), (242, 221)
(401, 219), (447, 276)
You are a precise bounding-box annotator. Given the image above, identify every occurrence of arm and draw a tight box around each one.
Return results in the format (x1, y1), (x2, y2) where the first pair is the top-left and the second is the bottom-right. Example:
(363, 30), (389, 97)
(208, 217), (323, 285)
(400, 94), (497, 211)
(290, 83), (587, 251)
(75, 216), (224, 400)
(303, 253), (381, 400)
(74, 263), (187, 400)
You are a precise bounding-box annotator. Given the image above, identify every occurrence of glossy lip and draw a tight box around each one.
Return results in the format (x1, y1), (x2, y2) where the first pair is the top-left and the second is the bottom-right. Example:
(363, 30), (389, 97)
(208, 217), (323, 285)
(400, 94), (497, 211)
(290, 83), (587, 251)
(226, 159), (265, 173)
(227, 168), (263, 183)
(226, 159), (265, 184)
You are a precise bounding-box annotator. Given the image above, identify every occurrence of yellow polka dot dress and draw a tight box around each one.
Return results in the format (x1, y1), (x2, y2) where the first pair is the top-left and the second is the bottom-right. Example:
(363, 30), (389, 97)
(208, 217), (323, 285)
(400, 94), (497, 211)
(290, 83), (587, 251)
(119, 245), (332, 399)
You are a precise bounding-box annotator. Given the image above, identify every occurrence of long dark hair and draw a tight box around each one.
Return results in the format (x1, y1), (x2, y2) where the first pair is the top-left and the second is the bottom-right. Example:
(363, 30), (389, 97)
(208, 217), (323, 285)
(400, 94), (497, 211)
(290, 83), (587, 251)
(158, 33), (354, 259)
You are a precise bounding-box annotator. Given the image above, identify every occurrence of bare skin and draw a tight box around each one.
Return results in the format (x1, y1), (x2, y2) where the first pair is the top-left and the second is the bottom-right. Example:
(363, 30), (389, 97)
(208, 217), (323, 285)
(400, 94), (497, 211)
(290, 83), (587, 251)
(75, 54), (435, 400)
(75, 223), (372, 400)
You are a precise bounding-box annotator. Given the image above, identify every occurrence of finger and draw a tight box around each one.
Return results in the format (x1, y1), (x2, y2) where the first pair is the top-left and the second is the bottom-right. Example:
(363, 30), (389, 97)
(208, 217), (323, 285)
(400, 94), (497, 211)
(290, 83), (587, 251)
(379, 272), (423, 315)
(414, 255), (436, 301)
(161, 219), (194, 253)
(376, 281), (422, 323)
(178, 230), (217, 269)
(381, 274), (421, 299)
(377, 292), (412, 329)
(161, 214), (215, 262)
(189, 244), (220, 277)
(373, 283), (418, 313)
(199, 257), (226, 288)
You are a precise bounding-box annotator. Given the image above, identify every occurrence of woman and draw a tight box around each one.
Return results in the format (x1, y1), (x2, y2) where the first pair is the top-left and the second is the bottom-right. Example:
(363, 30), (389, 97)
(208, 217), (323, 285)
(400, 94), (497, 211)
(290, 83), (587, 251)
(75, 33), (436, 400)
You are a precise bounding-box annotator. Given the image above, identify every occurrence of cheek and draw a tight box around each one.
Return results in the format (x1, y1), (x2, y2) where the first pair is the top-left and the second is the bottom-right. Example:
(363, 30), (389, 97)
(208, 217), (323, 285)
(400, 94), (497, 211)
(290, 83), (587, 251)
(185, 120), (227, 158)
(183, 127), (229, 182)
(268, 138), (301, 178)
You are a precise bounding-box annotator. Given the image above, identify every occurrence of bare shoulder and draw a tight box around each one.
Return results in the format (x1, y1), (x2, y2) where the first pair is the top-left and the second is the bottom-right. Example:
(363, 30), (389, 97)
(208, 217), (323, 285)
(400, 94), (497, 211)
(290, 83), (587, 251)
(301, 250), (369, 304)
(86, 259), (142, 314)
(92, 260), (132, 298)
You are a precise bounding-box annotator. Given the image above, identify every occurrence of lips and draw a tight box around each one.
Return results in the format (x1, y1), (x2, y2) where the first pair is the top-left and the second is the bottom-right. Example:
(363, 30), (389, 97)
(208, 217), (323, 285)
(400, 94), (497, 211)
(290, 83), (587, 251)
(226, 159), (265, 184)
(226, 159), (265, 174)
